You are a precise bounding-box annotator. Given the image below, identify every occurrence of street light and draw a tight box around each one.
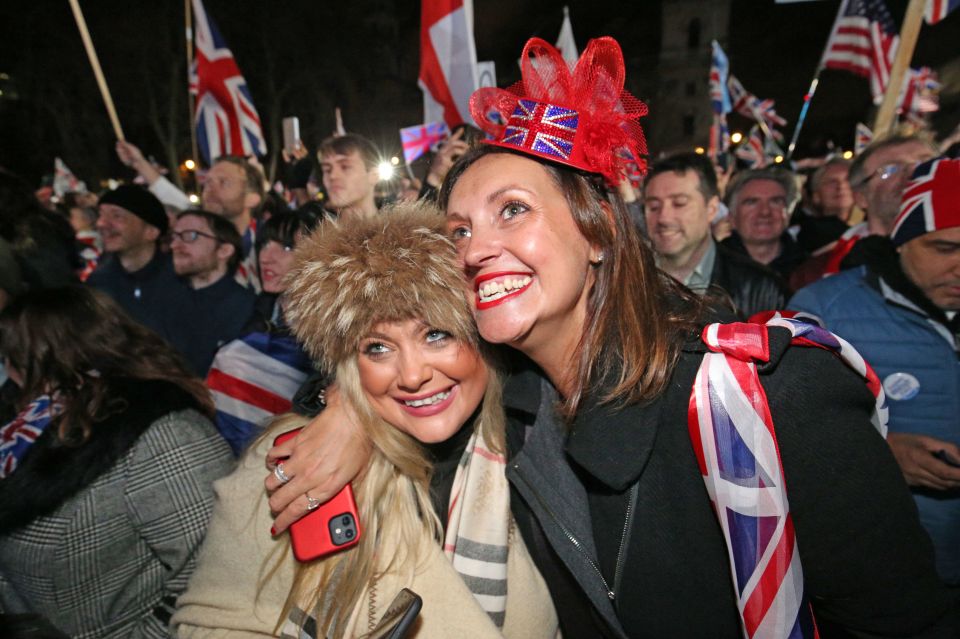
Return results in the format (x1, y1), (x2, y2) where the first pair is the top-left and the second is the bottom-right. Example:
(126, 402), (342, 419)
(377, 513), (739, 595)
(695, 147), (705, 155)
(774, 155), (784, 164)
(377, 161), (394, 181)
(842, 150), (854, 159)
(390, 156), (400, 166)
(730, 132), (743, 144)
(184, 159), (196, 171)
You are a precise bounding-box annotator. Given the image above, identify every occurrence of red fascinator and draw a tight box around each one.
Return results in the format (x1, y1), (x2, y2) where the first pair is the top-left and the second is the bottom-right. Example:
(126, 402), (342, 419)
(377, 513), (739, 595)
(470, 36), (648, 186)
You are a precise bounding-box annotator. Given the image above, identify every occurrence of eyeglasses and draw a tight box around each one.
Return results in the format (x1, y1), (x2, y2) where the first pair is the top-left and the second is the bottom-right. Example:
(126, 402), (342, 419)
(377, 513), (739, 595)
(857, 162), (913, 187)
(170, 229), (218, 243)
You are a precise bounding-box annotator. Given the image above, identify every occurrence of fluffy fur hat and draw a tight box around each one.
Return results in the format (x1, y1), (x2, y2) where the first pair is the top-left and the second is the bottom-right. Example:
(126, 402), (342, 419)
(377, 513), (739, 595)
(283, 201), (475, 371)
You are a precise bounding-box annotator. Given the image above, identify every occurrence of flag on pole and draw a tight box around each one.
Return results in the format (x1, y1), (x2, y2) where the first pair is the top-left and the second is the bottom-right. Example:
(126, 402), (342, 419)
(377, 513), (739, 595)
(898, 66), (940, 115)
(53, 158), (86, 197)
(334, 107), (346, 136)
(727, 75), (788, 129)
(189, 0), (267, 165)
(821, 0), (899, 102)
(855, 122), (874, 153)
(736, 126), (768, 168)
(709, 41), (732, 159)
(925, 0), (960, 23)
(400, 121), (450, 164)
(419, 0), (480, 128)
(555, 6), (579, 69)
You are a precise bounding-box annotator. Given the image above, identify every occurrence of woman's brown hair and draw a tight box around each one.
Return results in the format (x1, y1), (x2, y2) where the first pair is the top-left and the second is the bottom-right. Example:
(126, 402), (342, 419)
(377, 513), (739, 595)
(0, 286), (213, 444)
(439, 145), (705, 418)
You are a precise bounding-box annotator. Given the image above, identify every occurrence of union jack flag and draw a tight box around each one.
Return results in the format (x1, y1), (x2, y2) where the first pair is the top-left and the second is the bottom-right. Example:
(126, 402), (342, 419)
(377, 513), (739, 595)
(189, 0), (267, 165)
(728, 75), (787, 129)
(925, 0), (960, 24)
(400, 121), (450, 164)
(898, 66), (940, 116)
(710, 40), (732, 116)
(0, 395), (63, 478)
(736, 126), (767, 168)
(206, 330), (312, 456)
(821, 0), (898, 101)
(501, 99), (579, 162)
(690, 314), (886, 639)
(854, 122), (874, 154)
(892, 158), (960, 244)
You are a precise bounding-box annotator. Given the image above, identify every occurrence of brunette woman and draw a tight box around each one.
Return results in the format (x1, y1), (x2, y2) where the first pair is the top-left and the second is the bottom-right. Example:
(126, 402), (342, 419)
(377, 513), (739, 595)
(0, 287), (234, 639)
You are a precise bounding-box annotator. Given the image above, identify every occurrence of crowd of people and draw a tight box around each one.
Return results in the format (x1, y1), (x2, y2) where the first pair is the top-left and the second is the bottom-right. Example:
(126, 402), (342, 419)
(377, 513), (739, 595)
(1, 34), (959, 638)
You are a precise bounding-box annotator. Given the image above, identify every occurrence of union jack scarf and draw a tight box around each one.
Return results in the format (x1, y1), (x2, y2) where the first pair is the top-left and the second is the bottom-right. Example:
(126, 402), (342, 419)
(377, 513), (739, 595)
(688, 312), (887, 639)
(443, 426), (510, 628)
(0, 395), (63, 479)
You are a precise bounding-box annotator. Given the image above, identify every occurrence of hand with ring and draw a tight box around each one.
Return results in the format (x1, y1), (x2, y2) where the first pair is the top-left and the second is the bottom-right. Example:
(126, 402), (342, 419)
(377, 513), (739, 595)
(273, 462), (292, 485)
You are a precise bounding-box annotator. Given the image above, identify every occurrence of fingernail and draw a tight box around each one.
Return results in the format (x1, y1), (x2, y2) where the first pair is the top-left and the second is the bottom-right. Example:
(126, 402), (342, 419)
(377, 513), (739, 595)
(270, 526), (277, 536)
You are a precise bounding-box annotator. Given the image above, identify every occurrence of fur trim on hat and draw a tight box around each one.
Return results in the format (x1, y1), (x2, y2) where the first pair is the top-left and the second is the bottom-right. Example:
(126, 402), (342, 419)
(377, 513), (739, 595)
(283, 201), (475, 371)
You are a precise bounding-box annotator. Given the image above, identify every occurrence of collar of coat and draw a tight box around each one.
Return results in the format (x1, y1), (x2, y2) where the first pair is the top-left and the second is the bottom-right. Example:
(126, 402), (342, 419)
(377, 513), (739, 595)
(503, 326), (796, 492)
(0, 377), (199, 535)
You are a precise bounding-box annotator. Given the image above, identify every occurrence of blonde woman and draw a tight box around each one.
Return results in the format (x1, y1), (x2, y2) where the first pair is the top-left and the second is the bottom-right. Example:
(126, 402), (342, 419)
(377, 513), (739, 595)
(172, 202), (557, 638)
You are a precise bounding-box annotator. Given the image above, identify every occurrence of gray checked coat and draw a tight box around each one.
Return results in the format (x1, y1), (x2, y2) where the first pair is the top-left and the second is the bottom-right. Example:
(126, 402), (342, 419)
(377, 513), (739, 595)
(0, 378), (235, 638)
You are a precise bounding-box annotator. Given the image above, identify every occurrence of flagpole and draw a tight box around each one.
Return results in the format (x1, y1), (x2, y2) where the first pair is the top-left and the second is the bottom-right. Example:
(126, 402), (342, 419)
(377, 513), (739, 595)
(873, 0), (926, 136)
(786, 0), (850, 160)
(185, 0), (200, 176)
(67, 0), (125, 140)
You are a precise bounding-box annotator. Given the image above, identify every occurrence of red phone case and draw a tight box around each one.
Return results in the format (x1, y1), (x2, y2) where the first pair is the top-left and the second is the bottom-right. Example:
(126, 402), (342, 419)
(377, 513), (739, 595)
(274, 428), (362, 561)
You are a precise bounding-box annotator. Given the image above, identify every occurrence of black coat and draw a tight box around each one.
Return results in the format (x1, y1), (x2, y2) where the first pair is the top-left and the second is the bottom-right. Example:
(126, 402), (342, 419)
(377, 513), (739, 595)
(708, 243), (789, 319)
(505, 328), (957, 638)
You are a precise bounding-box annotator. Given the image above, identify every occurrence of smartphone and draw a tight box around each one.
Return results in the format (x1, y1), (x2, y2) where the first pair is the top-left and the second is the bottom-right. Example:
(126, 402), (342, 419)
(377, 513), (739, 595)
(282, 116), (301, 155)
(934, 450), (960, 468)
(367, 588), (422, 639)
(273, 428), (362, 561)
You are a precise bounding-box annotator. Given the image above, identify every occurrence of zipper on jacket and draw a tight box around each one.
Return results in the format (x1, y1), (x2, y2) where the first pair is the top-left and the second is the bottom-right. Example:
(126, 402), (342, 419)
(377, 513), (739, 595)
(512, 463), (617, 600)
(612, 482), (640, 608)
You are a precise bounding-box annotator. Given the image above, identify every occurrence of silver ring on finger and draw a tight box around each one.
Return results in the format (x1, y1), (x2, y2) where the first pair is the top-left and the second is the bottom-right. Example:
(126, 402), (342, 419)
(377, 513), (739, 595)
(274, 462), (292, 484)
(305, 494), (322, 511)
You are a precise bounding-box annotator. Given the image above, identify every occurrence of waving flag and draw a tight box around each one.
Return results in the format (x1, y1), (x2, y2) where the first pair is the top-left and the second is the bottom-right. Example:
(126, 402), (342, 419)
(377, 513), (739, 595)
(709, 41), (732, 160)
(555, 6), (579, 68)
(190, 0), (267, 165)
(821, 0), (899, 101)
(898, 66), (940, 116)
(925, 0), (960, 23)
(736, 126), (767, 168)
(728, 75), (787, 129)
(854, 122), (874, 153)
(206, 331), (312, 456)
(53, 157), (86, 197)
(419, 0), (480, 128)
(400, 121), (450, 164)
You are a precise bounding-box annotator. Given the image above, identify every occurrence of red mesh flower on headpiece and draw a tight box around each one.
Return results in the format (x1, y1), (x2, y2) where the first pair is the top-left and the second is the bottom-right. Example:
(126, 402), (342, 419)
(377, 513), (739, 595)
(470, 36), (648, 186)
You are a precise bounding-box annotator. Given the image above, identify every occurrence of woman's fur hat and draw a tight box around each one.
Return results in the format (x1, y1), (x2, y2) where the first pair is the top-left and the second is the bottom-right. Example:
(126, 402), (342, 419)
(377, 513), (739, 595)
(283, 201), (476, 372)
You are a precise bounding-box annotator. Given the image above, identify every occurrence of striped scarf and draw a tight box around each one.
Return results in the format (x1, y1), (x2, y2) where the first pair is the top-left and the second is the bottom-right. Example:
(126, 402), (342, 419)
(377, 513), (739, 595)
(443, 426), (511, 627)
(688, 312), (886, 639)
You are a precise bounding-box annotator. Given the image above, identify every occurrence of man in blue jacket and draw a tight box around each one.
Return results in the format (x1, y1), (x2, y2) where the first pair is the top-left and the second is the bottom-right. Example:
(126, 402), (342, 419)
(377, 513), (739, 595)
(790, 157), (960, 585)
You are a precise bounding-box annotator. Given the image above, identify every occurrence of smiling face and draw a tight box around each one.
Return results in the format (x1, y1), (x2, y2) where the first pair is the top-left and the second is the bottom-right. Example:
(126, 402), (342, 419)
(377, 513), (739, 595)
(644, 169), (718, 267)
(445, 153), (599, 366)
(96, 203), (159, 254)
(259, 239), (297, 294)
(357, 320), (487, 444)
(731, 178), (789, 244)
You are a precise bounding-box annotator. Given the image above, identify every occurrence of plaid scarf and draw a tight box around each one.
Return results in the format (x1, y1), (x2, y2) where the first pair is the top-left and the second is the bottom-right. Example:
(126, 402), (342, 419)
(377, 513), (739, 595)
(688, 313), (886, 639)
(0, 395), (63, 479)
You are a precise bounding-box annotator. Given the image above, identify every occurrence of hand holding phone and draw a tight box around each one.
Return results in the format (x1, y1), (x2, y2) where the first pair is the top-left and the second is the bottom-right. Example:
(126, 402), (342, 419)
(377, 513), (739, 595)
(273, 428), (362, 561)
(282, 116), (302, 156)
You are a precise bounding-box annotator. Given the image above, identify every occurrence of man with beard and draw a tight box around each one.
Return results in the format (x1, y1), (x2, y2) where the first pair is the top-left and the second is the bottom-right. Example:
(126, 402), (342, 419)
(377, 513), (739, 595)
(791, 157), (960, 587)
(168, 210), (255, 375)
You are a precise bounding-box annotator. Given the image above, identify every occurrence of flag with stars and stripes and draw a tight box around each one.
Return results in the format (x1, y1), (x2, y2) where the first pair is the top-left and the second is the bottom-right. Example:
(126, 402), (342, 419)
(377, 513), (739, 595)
(821, 0), (899, 102)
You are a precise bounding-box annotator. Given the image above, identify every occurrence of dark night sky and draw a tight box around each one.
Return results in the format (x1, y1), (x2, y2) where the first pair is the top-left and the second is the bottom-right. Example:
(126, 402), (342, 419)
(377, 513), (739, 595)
(0, 0), (957, 186)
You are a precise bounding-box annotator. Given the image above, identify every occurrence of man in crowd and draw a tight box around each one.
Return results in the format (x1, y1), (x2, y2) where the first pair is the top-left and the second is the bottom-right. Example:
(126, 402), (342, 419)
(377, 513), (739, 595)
(318, 133), (380, 219)
(794, 158), (857, 253)
(201, 156), (266, 292)
(87, 185), (187, 336)
(722, 167), (807, 281)
(168, 210), (256, 375)
(790, 157), (960, 585)
(644, 153), (787, 318)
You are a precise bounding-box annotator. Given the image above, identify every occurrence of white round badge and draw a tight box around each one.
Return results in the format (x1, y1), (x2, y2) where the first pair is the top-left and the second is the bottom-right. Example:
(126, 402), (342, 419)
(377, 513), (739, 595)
(883, 372), (921, 401)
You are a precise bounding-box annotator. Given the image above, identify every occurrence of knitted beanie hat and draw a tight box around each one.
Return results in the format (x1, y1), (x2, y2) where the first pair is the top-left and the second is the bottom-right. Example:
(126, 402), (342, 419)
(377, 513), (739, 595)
(98, 185), (168, 234)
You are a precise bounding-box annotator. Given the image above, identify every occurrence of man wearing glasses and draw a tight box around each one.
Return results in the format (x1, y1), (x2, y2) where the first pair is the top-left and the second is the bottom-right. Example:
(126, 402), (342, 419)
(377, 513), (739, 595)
(168, 210), (255, 375)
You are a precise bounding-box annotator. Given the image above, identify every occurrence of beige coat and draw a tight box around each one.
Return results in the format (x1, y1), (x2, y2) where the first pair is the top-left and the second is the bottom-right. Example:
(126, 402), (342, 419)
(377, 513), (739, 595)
(172, 438), (558, 639)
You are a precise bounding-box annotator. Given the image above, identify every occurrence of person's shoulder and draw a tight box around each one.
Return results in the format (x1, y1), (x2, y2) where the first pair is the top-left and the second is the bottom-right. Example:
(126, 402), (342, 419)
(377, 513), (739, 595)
(789, 266), (870, 308)
(715, 244), (784, 283)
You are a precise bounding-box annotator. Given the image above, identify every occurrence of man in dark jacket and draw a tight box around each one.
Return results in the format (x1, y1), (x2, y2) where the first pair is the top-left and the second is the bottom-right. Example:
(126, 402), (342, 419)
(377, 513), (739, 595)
(644, 153), (787, 318)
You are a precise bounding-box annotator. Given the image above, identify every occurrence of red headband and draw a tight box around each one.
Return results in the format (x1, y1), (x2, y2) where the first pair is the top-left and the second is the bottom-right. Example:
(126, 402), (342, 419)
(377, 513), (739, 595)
(470, 37), (648, 186)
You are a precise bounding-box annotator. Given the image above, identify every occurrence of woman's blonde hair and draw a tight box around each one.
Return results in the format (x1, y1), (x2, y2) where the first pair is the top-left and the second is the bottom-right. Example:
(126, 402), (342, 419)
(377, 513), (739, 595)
(275, 200), (504, 637)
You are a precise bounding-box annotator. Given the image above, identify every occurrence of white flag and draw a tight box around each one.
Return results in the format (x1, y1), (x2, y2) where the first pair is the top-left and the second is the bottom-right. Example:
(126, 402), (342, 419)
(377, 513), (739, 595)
(555, 6), (578, 68)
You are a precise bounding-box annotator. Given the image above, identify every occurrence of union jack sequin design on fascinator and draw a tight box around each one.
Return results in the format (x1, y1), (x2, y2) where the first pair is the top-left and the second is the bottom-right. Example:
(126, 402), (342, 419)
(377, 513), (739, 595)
(470, 37), (649, 186)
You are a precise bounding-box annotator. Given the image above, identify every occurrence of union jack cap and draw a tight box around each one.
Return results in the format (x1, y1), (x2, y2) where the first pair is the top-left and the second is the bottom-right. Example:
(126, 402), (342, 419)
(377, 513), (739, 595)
(891, 157), (960, 246)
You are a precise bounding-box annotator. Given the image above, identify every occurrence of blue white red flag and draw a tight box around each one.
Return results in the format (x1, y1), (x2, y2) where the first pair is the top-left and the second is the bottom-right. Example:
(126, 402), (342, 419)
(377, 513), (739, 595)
(206, 331), (312, 456)
(854, 122), (874, 154)
(925, 0), (960, 23)
(821, 0), (899, 101)
(897, 66), (940, 115)
(400, 121), (450, 164)
(0, 395), (63, 479)
(419, 0), (479, 128)
(892, 157), (960, 243)
(53, 157), (86, 197)
(189, 0), (267, 165)
(710, 41), (732, 116)
(736, 126), (767, 168)
(728, 75), (787, 129)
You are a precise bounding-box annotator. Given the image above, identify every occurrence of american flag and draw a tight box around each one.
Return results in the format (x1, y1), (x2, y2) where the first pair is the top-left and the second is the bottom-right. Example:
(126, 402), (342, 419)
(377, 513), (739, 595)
(821, 0), (898, 101)
(728, 75), (787, 129)
(892, 158), (960, 244)
(925, 0), (960, 24)
(399, 121), (449, 164)
(189, 0), (267, 165)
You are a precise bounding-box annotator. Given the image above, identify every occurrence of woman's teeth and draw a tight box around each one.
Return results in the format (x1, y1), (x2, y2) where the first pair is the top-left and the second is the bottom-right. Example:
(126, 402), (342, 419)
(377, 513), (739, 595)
(478, 276), (532, 303)
(403, 390), (451, 407)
